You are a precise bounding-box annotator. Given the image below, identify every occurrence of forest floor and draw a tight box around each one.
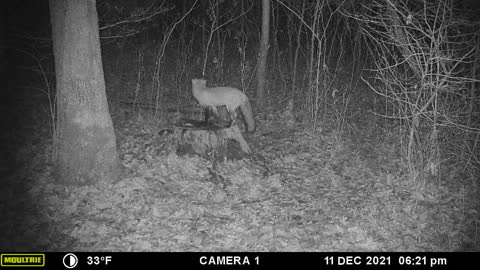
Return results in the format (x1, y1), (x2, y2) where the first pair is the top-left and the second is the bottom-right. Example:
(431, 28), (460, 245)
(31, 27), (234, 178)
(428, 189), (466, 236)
(0, 97), (478, 251)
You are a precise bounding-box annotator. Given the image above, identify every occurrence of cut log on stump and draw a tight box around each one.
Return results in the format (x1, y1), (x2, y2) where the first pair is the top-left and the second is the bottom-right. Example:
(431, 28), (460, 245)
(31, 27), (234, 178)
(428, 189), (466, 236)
(175, 124), (252, 161)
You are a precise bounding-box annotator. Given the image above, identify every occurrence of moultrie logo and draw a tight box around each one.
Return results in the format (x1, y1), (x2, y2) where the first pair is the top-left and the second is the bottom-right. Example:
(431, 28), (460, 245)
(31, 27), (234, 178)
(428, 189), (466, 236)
(1, 253), (45, 267)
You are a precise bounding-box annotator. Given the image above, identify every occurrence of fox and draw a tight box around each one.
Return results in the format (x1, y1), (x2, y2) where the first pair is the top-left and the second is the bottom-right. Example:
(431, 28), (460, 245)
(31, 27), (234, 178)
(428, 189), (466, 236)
(191, 78), (256, 133)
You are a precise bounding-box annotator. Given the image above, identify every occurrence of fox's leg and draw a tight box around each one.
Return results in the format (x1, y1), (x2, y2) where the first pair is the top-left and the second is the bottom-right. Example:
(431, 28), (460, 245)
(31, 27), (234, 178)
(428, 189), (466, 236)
(204, 106), (219, 124)
(211, 107), (219, 117)
(226, 106), (237, 128)
(203, 107), (214, 124)
(204, 107), (210, 124)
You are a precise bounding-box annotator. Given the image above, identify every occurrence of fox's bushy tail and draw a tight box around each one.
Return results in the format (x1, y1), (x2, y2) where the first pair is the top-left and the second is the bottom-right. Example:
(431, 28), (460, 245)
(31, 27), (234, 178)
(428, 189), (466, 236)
(239, 99), (256, 133)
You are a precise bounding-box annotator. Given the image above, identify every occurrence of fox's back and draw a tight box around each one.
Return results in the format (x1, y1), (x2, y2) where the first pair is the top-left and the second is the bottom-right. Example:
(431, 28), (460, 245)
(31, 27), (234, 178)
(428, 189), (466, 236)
(192, 79), (246, 109)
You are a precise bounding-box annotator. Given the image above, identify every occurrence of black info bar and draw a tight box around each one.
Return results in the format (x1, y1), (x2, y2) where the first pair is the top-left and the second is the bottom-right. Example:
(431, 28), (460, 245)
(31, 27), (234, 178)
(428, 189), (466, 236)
(0, 252), (475, 269)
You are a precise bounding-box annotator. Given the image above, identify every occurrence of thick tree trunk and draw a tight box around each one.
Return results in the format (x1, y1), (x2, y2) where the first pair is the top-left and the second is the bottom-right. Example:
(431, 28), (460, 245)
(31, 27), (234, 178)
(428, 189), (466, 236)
(256, 0), (270, 107)
(49, 0), (119, 185)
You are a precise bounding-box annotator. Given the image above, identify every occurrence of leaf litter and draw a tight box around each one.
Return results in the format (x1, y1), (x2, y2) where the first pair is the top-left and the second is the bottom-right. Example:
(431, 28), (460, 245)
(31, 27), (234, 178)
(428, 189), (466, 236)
(1, 108), (478, 252)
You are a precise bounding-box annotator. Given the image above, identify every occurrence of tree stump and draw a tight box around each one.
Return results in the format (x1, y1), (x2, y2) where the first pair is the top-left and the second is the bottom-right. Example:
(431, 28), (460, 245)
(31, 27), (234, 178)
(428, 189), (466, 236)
(174, 119), (252, 161)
